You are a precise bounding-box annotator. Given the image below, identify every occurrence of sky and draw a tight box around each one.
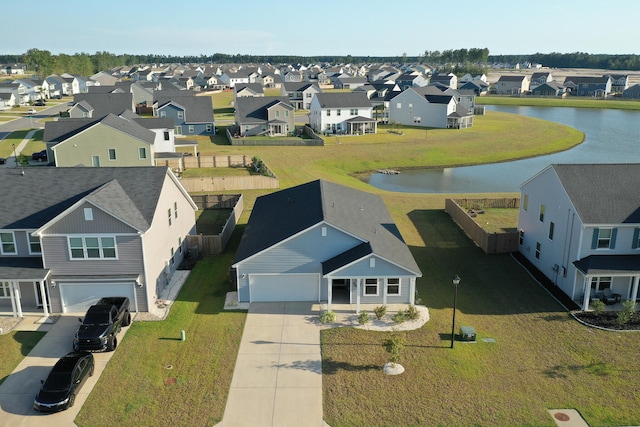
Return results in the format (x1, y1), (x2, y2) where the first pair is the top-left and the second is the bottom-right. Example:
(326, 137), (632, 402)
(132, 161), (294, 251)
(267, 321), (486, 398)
(4, 0), (640, 58)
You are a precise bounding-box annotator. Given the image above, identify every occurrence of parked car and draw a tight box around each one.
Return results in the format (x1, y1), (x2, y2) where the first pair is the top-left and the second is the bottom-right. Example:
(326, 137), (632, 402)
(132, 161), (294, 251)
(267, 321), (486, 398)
(26, 108), (37, 115)
(33, 352), (94, 413)
(73, 297), (131, 352)
(0, 158), (5, 165)
(34, 100), (46, 106)
(32, 150), (47, 161)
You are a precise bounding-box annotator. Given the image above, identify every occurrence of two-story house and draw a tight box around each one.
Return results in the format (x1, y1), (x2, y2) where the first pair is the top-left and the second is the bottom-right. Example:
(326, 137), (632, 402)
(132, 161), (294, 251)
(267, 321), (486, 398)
(0, 167), (197, 317)
(518, 164), (640, 310)
(308, 92), (376, 135)
(69, 92), (135, 119)
(494, 75), (530, 95)
(155, 93), (215, 136)
(388, 86), (473, 129)
(563, 76), (612, 97)
(280, 82), (322, 110)
(234, 96), (295, 136)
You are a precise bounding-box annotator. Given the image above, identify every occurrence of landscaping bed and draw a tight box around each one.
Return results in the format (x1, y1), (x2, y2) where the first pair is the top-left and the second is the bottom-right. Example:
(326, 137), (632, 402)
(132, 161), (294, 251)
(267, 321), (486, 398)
(572, 311), (640, 330)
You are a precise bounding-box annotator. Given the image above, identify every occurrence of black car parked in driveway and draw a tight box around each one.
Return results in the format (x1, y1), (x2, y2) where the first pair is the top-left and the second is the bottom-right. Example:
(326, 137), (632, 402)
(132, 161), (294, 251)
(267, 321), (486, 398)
(31, 150), (47, 161)
(33, 352), (94, 413)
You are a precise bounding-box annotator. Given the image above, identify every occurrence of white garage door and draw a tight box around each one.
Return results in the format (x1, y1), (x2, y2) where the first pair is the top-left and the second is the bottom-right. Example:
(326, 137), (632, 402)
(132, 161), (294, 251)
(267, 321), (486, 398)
(59, 282), (136, 313)
(249, 274), (320, 302)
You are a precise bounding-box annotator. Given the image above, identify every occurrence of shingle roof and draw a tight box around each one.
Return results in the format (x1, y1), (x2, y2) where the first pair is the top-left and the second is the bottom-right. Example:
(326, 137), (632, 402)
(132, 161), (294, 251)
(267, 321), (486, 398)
(313, 92), (372, 108)
(156, 95), (213, 123)
(72, 92), (133, 119)
(235, 96), (292, 123)
(552, 164), (640, 224)
(44, 114), (156, 145)
(0, 167), (170, 230)
(233, 180), (421, 275)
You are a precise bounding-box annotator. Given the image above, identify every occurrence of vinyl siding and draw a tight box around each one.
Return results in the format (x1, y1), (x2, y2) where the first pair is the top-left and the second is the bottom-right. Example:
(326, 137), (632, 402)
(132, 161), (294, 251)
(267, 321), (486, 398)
(45, 202), (139, 235)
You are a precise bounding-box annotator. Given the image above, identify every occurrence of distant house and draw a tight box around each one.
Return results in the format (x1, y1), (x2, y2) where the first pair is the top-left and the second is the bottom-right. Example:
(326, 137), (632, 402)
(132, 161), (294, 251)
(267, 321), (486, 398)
(333, 77), (368, 90)
(530, 81), (567, 98)
(388, 86), (473, 129)
(234, 96), (295, 137)
(394, 73), (429, 90)
(563, 76), (612, 97)
(155, 93), (214, 136)
(231, 179), (422, 309)
(234, 83), (264, 100)
(622, 84), (640, 99)
(280, 82), (322, 110)
(459, 73), (487, 84)
(458, 80), (490, 96)
(69, 93), (134, 119)
(606, 74), (629, 94)
(494, 75), (530, 95)
(429, 73), (458, 89)
(518, 163), (640, 311)
(309, 92), (376, 135)
(529, 72), (552, 89)
(354, 82), (402, 123)
(219, 71), (249, 88)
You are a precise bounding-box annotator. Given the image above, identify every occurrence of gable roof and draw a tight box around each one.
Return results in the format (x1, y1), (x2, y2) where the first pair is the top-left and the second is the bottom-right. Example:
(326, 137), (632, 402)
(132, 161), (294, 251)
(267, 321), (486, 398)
(72, 92), (133, 118)
(233, 180), (421, 275)
(235, 96), (293, 123)
(0, 167), (174, 230)
(44, 113), (156, 145)
(550, 164), (640, 224)
(156, 95), (213, 123)
(312, 92), (372, 109)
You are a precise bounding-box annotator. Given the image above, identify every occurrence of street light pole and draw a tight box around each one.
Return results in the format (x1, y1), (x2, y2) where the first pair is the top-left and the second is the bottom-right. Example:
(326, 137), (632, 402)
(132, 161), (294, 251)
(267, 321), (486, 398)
(451, 275), (461, 349)
(12, 144), (18, 168)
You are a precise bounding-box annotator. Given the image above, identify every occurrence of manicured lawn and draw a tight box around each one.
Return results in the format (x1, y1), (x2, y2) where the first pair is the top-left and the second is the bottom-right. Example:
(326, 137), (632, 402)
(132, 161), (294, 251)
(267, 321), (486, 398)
(75, 251), (246, 427)
(195, 209), (233, 235)
(322, 199), (640, 427)
(0, 331), (46, 386)
(470, 208), (519, 233)
(478, 95), (640, 110)
(182, 166), (254, 178)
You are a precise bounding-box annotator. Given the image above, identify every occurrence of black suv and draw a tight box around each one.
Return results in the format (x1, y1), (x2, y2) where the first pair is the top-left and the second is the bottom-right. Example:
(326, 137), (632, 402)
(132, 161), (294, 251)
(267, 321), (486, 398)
(32, 150), (47, 161)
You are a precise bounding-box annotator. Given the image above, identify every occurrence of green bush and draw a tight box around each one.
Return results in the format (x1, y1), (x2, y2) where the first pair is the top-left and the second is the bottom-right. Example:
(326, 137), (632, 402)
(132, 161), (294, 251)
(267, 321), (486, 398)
(383, 332), (405, 365)
(407, 305), (420, 320)
(373, 305), (387, 320)
(591, 299), (605, 316)
(392, 310), (407, 323)
(617, 300), (637, 325)
(357, 311), (369, 325)
(320, 310), (336, 324)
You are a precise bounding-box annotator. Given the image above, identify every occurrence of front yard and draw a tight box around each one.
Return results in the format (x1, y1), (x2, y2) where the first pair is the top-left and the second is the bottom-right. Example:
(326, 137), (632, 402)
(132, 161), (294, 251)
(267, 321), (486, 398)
(0, 331), (46, 386)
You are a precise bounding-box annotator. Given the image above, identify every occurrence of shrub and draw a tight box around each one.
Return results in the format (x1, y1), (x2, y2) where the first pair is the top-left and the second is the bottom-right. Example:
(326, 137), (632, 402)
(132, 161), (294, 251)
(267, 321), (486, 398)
(617, 300), (637, 325)
(373, 305), (387, 320)
(320, 310), (336, 324)
(383, 332), (405, 365)
(357, 311), (369, 325)
(407, 305), (420, 320)
(591, 299), (605, 316)
(392, 309), (407, 323)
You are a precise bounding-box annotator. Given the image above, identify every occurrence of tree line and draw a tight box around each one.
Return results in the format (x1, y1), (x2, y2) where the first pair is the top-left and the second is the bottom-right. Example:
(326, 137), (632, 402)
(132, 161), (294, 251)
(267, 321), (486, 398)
(2, 48), (640, 78)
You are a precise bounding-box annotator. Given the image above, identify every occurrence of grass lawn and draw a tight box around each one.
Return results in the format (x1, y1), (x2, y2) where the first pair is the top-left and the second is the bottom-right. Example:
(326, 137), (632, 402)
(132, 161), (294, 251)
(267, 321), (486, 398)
(478, 95), (640, 110)
(0, 331), (46, 386)
(470, 208), (519, 233)
(195, 208), (233, 235)
(75, 249), (247, 427)
(182, 166), (253, 178)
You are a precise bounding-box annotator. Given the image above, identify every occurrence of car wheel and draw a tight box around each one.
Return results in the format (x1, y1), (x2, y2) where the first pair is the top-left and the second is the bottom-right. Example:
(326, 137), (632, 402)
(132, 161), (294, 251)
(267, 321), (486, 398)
(123, 312), (131, 327)
(69, 393), (76, 408)
(89, 364), (95, 377)
(107, 336), (117, 352)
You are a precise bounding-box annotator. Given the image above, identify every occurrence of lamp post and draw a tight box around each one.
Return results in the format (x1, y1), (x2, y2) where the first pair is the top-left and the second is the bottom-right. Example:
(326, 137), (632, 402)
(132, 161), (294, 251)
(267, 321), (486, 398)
(451, 275), (461, 349)
(12, 144), (18, 168)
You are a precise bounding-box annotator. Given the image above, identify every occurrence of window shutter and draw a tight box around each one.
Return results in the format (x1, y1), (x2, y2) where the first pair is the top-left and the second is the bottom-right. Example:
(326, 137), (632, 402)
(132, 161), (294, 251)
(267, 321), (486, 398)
(610, 228), (617, 249)
(633, 228), (640, 249)
(591, 228), (599, 249)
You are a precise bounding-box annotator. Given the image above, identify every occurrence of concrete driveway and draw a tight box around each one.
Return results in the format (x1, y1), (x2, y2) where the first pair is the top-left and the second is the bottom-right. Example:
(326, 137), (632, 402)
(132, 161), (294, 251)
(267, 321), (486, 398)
(0, 315), (129, 427)
(219, 302), (326, 427)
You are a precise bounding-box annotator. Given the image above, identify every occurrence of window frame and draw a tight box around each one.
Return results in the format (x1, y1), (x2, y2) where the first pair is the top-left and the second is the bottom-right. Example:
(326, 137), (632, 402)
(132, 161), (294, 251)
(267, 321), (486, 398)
(139, 147), (147, 159)
(0, 232), (17, 255)
(68, 235), (118, 260)
(535, 242), (541, 259)
(28, 233), (41, 254)
(108, 148), (117, 161)
(363, 278), (379, 296)
(386, 278), (401, 296)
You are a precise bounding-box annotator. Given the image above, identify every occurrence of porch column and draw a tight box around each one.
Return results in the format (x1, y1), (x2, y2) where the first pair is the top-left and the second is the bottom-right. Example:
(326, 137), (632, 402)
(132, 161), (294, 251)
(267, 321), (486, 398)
(582, 275), (591, 311)
(39, 281), (49, 317)
(356, 278), (361, 314)
(409, 278), (415, 305)
(327, 279), (332, 312)
(382, 278), (387, 306)
(10, 281), (23, 318)
(631, 276), (639, 302)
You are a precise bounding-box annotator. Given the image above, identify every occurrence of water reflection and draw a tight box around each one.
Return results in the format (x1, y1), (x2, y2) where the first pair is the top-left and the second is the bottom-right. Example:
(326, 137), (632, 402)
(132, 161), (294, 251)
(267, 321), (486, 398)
(366, 106), (640, 193)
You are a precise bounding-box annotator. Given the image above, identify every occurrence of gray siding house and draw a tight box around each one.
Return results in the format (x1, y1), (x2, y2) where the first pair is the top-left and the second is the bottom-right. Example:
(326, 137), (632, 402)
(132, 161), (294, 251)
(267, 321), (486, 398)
(0, 167), (196, 317)
(231, 180), (422, 311)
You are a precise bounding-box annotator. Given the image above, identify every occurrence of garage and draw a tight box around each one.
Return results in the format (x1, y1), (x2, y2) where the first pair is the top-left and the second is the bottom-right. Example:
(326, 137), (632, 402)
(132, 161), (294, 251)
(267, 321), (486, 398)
(249, 274), (320, 302)
(58, 282), (136, 313)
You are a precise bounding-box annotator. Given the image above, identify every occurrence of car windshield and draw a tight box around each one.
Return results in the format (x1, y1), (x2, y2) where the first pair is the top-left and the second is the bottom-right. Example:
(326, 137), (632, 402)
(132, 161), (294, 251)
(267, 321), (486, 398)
(83, 312), (110, 324)
(43, 372), (71, 391)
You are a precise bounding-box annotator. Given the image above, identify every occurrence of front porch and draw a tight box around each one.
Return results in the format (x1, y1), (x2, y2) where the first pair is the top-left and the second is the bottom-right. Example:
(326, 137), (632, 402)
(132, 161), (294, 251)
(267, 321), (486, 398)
(0, 258), (51, 318)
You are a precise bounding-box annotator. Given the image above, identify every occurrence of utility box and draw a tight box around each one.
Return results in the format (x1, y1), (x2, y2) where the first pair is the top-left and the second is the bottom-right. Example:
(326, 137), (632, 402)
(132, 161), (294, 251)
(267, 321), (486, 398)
(460, 326), (477, 342)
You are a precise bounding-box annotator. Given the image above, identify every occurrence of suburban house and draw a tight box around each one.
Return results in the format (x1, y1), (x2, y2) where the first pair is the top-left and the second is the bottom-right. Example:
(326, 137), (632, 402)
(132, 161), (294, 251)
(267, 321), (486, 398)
(234, 96), (295, 137)
(458, 80), (490, 96)
(308, 92), (376, 135)
(0, 92), (16, 108)
(0, 167), (197, 317)
(529, 72), (553, 89)
(517, 164), (640, 310)
(563, 76), (612, 97)
(494, 75), (530, 95)
(0, 82), (28, 106)
(234, 83), (264, 100)
(155, 93), (215, 136)
(69, 92), (134, 119)
(459, 73), (487, 84)
(333, 77), (368, 90)
(622, 84), (640, 99)
(219, 71), (249, 88)
(429, 73), (458, 89)
(388, 86), (474, 129)
(354, 82), (402, 123)
(280, 82), (322, 110)
(231, 180), (422, 310)
(606, 74), (629, 94)
(530, 81), (567, 97)
(394, 73), (429, 90)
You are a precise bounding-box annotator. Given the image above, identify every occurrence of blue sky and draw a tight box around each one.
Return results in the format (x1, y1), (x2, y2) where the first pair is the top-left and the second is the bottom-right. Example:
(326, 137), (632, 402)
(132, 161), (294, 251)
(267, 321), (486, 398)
(4, 0), (640, 57)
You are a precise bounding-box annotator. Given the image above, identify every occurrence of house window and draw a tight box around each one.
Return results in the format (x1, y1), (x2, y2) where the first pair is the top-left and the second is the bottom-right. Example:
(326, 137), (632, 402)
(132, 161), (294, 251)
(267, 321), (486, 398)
(159, 111), (166, 118)
(0, 282), (11, 298)
(170, 247), (175, 266)
(168, 208), (172, 226)
(108, 148), (116, 160)
(174, 202), (178, 219)
(68, 236), (117, 259)
(275, 110), (280, 117)
(206, 124), (213, 133)
(321, 227), (327, 237)
(364, 278), (379, 296)
(370, 258), (375, 268)
(350, 108), (358, 115)
(188, 125), (194, 133)
(591, 276), (612, 291)
(548, 222), (554, 240)
(535, 242), (541, 259)
(177, 111), (184, 119)
(633, 228), (640, 249)
(396, 103), (402, 109)
(0, 232), (16, 255)
(387, 278), (400, 295)
(523, 194), (528, 211)
(92, 155), (100, 167)
(337, 109), (341, 116)
(539, 205), (545, 222)
(413, 117), (421, 123)
(593, 228), (616, 249)
(178, 237), (183, 254)
(285, 110), (289, 117)
(29, 233), (41, 254)
(326, 109), (331, 116)
(519, 229), (524, 245)
(84, 208), (93, 221)
(139, 147), (147, 159)
(163, 131), (170, 140)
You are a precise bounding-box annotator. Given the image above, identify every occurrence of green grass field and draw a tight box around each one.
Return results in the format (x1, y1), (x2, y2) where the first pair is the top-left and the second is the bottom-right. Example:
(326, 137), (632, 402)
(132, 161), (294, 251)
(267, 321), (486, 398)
(478, 95), (640, 110)
(0, 331), (46, 386)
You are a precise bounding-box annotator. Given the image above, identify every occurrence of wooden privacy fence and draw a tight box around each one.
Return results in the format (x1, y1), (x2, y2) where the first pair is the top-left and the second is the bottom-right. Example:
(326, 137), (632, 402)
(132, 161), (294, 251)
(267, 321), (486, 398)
(445, 198), (519, 254)
(179, 175), (278, 192)
(183, 155), (250, 168)
(186, 194), (244, 256)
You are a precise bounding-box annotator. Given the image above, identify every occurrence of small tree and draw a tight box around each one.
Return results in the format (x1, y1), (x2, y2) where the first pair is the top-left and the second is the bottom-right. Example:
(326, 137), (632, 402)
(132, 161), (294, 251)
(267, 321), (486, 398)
(407, 305), (420, 321)
(591, 299), (606, 317)
(383, 331), (405, 366)
(373, 305), (387, 320)
(392, 309), (407, 323)
(617, 300), (637, 325)
(320, 310), (336, 324)
(357, 311), (369, 325)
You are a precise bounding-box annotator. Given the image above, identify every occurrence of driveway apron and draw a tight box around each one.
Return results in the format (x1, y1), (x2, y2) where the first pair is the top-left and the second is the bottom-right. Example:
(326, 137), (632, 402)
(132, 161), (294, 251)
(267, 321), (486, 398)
(221, 302), (324, 427)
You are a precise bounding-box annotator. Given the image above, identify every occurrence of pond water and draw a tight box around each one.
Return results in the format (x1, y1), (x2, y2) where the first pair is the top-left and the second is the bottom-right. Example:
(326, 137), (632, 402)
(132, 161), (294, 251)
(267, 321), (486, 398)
(365, 106), (640, 193)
